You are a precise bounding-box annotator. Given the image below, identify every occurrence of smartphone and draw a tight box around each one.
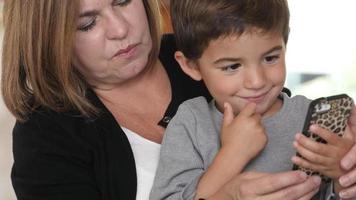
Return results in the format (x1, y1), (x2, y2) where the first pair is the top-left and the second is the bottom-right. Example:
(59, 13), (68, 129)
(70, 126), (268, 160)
(292, 94), (354, 182)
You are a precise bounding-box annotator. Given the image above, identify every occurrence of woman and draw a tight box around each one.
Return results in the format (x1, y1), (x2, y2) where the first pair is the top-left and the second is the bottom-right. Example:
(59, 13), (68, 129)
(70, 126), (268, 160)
(2, 0), (356, 199)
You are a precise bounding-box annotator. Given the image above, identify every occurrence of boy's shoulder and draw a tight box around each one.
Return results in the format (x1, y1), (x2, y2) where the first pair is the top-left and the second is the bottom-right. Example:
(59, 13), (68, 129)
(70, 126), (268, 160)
(171, 96), (214, 124)
(282, 93), (312, 114)
(178, 96), (211, 112)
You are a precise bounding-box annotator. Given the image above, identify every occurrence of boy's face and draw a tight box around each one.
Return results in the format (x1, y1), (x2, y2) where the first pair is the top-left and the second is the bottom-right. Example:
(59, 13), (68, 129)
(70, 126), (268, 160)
(191, 31), (286, 116)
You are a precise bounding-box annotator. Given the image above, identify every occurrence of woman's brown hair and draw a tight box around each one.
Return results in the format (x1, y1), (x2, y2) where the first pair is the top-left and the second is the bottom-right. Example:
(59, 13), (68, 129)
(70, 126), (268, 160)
(1, 0), (162, 121)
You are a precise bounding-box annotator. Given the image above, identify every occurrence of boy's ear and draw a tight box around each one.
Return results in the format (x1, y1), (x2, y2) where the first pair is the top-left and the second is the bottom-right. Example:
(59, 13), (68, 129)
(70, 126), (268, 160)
(174, 51), (202, 81)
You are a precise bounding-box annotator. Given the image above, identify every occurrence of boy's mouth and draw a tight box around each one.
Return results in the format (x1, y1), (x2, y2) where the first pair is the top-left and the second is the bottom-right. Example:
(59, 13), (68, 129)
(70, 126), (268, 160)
(241, 92), (268, 103)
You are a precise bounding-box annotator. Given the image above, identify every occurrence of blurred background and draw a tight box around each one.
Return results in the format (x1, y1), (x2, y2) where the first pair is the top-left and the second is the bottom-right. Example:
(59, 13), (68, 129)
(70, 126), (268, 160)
(0, 0), (355, 199)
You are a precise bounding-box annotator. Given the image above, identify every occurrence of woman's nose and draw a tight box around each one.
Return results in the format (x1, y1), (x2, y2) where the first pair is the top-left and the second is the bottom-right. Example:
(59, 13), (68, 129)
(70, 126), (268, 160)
(106, 11), (129, 40)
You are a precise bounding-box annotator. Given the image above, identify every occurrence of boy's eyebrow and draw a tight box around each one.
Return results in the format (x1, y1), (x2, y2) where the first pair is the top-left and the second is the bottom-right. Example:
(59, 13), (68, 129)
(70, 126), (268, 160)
(213, 57), (242, 64)
(213, 45), (283, 64)
(262, 45), (283, 56)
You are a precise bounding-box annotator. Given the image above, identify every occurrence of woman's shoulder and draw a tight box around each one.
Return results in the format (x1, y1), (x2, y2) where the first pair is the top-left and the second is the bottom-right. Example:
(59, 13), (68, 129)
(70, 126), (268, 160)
(12, 106), (95, 152)
(15, 106), (85, 131)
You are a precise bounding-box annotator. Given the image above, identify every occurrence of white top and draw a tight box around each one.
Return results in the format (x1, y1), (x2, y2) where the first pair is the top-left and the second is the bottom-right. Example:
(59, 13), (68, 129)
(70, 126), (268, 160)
(122, 127), (161, 200)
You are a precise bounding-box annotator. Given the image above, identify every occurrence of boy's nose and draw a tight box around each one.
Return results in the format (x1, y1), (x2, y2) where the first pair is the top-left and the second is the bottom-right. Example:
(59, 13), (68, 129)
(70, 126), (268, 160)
(244, 67), (266, 89)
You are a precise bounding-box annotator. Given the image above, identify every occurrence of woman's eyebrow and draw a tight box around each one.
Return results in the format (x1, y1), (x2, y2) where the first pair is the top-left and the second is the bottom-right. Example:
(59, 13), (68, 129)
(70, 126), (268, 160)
(79, 10), (99, 18)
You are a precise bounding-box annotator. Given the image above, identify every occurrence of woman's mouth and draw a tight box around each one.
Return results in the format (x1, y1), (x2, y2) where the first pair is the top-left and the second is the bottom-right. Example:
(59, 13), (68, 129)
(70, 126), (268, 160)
(113, 44), (139, 59)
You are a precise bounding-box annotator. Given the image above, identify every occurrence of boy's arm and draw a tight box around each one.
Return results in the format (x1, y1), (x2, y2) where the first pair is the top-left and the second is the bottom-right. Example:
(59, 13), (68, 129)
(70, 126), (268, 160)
(195, 103), (267, 199)
(292, 124), (354, 193)
(150, 104), (208, 200)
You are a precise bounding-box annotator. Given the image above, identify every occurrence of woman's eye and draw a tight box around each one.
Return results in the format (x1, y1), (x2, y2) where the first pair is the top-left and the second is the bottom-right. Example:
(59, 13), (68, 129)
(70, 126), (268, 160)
(78, 18), (97, 32)
(221, 63), (241, 72)
(264, 55), (280, 64)
(113, 0), (131, 6)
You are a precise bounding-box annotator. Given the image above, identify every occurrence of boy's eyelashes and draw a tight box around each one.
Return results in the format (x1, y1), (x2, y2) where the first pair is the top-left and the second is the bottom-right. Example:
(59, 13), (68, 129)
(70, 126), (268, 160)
(220, 63), (241, 72)
(263, 54), (280, 64)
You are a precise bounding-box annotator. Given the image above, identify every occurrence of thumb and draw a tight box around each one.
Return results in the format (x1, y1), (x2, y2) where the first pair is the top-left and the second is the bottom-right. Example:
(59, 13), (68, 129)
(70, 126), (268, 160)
(222, 102), (234, 128)
(348, 105), (356, 139)
(344, 125), (354, 141)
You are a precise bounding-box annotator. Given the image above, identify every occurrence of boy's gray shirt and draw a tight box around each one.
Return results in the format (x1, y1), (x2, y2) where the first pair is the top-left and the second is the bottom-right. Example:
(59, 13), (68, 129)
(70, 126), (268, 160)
(150, 94), (338, 200)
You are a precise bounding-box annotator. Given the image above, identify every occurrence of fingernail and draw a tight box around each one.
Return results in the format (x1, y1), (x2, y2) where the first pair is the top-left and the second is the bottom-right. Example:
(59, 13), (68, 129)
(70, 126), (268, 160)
(310, 125), (317, 131)
(339, 176), (350, 187)
(295, 133), (301, 140)
(341, 160), (352, 170)
(298, 171), (307, 180)
(339, 191), (349, 199)
(311, 176), (321, 186)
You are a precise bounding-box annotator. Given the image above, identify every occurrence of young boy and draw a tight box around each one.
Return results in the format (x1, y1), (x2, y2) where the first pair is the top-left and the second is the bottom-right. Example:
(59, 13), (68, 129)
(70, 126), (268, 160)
(150, 0), (355, 199)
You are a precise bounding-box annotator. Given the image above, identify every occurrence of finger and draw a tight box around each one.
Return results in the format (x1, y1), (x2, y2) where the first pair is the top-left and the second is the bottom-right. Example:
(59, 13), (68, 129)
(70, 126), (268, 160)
(291, 155), (328, 172)
(294, 133), (330, 156)
(347, 105), (356, 136)
(343, 125), (354, 141)
(222, 102), (234, 127)
(309, 125), (340, 145)
(297, 187), (319, 200)
(262, 175), (321, 200)
(340, 145), (356, 170)
(349, 105), (356, 125)
(238, 102), (257, 117)
(248, 171), (308, 195)
(339, 184), (356, 199)
(339, 165), (356, 187)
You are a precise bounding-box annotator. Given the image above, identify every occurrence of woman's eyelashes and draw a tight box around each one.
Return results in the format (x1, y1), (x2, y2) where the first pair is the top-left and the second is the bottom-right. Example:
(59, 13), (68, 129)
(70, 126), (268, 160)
(112, 0), (131, 6)
(77, 0), (132, 32)
(78, 18), (97, 32)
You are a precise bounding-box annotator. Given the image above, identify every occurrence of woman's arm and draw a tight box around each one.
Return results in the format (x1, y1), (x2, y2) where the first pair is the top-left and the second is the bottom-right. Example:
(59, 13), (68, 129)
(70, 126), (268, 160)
(12, 113), (101, 200)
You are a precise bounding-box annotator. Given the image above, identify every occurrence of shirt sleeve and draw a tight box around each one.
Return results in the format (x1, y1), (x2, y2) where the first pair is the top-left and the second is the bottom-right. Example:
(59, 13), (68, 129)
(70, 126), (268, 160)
(150, 104), (205, 200)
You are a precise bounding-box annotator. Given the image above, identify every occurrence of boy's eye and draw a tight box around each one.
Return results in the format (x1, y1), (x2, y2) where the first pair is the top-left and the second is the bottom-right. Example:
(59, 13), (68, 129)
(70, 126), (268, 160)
(221, 63), (241, 72)
(113, 0), (131, 6)
(264, 55), (280, 64)
(78, 17), (97, 32)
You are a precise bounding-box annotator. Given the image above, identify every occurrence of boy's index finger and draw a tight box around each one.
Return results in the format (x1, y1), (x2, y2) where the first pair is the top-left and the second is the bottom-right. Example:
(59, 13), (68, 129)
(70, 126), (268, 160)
(310, 125), (340, 145)
(239, 102), (257, 117)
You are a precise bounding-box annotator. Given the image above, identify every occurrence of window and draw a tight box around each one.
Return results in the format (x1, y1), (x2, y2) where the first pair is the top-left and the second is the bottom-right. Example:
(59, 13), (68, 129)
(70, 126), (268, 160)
(286, 0), (356, 100)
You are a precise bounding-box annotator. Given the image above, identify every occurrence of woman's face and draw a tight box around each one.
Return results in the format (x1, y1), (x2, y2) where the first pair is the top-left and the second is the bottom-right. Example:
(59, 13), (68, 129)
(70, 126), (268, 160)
(73, 0), (153, 89)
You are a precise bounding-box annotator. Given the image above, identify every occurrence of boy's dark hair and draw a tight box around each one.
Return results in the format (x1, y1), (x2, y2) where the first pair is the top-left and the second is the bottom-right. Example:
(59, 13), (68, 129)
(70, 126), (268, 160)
(171, 0), (290, 60)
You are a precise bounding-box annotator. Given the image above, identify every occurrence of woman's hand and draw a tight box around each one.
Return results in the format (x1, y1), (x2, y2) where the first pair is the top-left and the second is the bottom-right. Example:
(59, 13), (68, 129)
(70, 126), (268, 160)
(338, 105), (356, 199)
(208, 171), (321, 200)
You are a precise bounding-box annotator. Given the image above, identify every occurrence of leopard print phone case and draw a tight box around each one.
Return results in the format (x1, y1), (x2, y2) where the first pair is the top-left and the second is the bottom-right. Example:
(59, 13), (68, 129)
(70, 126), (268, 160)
(293, 94), (354, 183)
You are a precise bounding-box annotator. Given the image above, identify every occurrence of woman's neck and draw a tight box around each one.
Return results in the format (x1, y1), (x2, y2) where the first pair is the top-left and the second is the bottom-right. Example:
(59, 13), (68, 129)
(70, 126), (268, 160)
(94, 60), (171, 143)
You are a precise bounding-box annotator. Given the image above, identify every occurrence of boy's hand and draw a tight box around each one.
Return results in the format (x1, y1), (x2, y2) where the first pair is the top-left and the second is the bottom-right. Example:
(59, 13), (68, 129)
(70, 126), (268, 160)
(292, 124), (354, 179)
(221, 102), (267, 160)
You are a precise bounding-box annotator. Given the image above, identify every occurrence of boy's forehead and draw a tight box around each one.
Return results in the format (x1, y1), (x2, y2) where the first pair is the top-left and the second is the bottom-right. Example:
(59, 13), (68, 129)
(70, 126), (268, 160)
(207, 29), (284, 48)
(198, 31), (285, 61)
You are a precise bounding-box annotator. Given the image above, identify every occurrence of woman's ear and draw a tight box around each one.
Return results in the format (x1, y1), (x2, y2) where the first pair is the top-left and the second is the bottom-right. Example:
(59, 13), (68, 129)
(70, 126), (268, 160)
(174, 51), (202, 81)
